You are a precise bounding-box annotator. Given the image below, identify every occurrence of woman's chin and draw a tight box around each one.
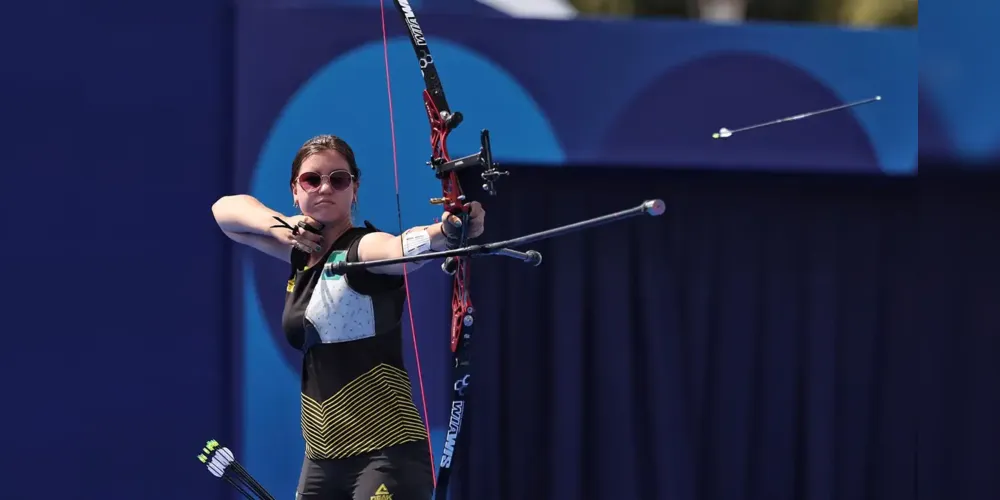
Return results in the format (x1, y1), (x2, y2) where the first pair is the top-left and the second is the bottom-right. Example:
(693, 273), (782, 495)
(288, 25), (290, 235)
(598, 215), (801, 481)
(307, 205), (347, 224)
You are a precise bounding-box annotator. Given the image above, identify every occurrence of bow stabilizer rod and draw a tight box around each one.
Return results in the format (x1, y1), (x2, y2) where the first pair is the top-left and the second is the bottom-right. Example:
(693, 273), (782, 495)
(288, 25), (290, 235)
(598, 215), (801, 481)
(325, 199), (666, 275)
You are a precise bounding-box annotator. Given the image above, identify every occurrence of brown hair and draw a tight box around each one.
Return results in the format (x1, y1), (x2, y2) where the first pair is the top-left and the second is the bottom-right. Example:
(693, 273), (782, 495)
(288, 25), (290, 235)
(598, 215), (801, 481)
(289, 135), (361, 189)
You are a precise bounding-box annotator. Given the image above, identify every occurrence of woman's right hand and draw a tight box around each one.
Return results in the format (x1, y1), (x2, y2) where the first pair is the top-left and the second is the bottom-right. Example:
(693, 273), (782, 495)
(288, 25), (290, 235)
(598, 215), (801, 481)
(269, 215), (324, 254)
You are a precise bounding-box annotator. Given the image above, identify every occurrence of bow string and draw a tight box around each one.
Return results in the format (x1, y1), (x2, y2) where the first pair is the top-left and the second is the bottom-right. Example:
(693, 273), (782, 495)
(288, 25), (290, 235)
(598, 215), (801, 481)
(379, 1), (506, 497)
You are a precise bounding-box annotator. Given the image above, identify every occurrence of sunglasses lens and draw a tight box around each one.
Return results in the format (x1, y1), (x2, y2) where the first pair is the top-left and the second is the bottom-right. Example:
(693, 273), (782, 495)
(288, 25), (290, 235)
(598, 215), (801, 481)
(330, 171), (353, 190)
(299, 173), (322, 190)
(299, 171), (352, 191)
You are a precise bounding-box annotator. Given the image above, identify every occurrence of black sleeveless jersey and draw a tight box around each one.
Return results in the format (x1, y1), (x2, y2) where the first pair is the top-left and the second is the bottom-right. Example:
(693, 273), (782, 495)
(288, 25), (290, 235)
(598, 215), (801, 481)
(281, 224), (427, 460)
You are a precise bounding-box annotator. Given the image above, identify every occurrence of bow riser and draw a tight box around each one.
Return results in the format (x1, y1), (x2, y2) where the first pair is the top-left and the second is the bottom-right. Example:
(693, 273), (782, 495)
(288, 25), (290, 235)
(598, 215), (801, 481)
(422, 91), (465, 215)
(421, 90), (473, 354)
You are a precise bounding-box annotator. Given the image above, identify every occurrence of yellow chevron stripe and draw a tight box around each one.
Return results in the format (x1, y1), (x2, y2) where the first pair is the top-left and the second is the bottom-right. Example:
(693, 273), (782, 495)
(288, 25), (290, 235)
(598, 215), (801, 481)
(300, 363), (427, 460)
(300, 382), (421, 430)
(300, 403), (425, 441)
(308, 371), (417, 421)
(303, 397), (423, 452)
(304, 365), (412, 412)
(302, 415), (423, 456)
(301, 366), (417, 417)
(303, 411), (424, 454)
(303, 419), (426, 458)
(311, 400), (424, 455)
(317, 420), (427, 458)
(305, 364), (404, 410)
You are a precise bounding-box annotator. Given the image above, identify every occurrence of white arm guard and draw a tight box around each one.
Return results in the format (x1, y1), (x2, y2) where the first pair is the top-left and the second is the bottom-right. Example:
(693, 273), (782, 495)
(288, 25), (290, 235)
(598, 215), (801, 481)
(402, 229), (432, 256)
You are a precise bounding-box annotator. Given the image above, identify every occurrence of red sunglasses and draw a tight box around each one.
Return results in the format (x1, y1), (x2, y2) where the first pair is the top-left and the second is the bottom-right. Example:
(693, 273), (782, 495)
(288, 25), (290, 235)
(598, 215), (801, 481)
(297, 170), (354, 192)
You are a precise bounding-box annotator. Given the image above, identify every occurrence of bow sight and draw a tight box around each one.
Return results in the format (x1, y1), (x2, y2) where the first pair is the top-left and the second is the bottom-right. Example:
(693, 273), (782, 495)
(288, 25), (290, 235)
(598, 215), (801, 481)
(428, 128), (509, 200)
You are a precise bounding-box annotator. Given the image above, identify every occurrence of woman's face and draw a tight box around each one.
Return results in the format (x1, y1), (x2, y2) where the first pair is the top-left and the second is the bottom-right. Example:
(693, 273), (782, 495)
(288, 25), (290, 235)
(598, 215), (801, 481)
(292, 149), (357, 225)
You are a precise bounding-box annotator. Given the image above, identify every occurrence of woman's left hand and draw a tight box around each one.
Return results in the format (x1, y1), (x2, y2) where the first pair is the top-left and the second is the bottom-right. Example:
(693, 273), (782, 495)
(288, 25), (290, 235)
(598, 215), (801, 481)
(441, 201), (485, 240)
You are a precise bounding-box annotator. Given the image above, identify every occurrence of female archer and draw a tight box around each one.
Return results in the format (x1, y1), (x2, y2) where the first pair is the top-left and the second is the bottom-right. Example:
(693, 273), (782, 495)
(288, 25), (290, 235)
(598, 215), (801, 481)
(212, 134), (485, 499)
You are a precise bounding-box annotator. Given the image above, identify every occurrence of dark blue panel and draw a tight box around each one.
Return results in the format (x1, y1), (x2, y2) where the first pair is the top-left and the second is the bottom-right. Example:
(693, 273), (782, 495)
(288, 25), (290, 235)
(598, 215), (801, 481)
(457, 167), (1000, 500)
(0, 3), (234, 499)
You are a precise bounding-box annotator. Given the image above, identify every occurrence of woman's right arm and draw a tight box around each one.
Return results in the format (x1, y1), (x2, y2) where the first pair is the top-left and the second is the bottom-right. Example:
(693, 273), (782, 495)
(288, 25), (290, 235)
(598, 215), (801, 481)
(212, 194), (293, 263)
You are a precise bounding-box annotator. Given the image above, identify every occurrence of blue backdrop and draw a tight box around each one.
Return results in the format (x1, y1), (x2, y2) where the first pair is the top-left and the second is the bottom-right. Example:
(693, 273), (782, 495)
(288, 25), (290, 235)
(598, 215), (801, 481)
(1, 1), (996, 500)
(0, 3), (235, 499)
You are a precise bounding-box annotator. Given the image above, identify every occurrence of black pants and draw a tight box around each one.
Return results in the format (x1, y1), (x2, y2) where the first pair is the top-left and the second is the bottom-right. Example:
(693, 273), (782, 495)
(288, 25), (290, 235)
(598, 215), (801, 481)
(296, 440), (434, 500)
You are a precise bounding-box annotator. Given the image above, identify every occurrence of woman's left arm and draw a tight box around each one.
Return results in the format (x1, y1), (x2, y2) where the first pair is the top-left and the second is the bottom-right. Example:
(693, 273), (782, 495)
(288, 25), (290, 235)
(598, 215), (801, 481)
(357, 202), (485, 275)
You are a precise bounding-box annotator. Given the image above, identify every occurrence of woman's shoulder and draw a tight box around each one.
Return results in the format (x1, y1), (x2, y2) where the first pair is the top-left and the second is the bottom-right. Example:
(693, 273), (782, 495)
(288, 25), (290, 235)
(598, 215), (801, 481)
(358, 220), (388, 235)
(342, 221), (390, 246)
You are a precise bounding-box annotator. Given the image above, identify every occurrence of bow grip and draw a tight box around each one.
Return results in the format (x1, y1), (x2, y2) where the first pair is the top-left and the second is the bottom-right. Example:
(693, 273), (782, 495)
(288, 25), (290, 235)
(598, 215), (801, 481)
(439, 209), (469, 275)
(442, 208), (469, 250)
